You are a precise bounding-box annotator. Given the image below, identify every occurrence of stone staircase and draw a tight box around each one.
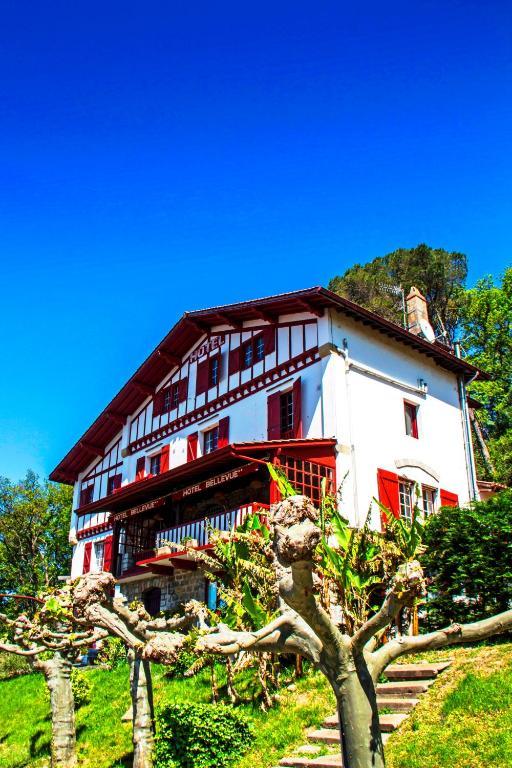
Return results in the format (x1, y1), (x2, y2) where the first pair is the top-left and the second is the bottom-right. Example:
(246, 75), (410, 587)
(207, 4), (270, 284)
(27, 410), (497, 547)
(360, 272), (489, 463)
(275, 662), (451, 768)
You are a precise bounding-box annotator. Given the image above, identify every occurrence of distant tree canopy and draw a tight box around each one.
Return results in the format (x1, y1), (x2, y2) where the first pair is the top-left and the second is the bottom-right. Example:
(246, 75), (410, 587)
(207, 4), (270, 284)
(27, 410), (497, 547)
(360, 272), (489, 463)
(0, 471), (72, 612)
(328, 243), (467, 341)
(328, 249), (512, 486)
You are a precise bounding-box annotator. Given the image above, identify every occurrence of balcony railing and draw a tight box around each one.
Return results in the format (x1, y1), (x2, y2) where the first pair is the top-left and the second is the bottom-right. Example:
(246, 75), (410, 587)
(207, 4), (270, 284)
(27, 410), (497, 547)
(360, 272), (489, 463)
(155, 503), (269, 550)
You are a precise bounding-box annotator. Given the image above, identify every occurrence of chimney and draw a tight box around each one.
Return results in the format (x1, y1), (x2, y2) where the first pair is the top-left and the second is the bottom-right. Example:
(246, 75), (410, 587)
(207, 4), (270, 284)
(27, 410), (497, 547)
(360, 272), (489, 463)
(406, 286), (429, 335)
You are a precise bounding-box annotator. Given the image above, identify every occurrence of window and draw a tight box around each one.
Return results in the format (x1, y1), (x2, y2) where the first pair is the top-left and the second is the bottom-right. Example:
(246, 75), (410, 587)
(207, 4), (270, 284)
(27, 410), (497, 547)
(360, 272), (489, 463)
(107, 474), (122, 496)
(243, 341), (253, 368)
(404, 402), (419, 439)
(242, 334), (265, 369)
(422, 486), (436, 517)
(149, 453), (161, 476)
(204, 426), (219, 454)
(163, 389), (172, 412)
(172, 382), (180, 408)
(280, 456), (334, 507)
(209, 357), (220, 388)
(399, 480), (413, 523)
(80, 485), (94, 507)
(93, 541), (104, 572)
(280, 391), (294, 439)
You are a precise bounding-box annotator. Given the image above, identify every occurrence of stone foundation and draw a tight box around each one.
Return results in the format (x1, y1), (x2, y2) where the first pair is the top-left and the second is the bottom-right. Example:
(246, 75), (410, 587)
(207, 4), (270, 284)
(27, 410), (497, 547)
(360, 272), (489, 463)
(120, 569), (206, 612)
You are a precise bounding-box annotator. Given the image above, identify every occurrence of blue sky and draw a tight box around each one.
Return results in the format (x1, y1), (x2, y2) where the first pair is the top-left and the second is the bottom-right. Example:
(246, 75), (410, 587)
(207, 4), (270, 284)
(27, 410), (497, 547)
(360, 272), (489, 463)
(0, 1), (511, 482)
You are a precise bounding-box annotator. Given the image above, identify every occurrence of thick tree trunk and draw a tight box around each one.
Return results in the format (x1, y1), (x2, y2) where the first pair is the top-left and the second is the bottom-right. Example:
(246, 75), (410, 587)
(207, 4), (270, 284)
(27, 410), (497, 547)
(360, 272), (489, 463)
(129, 652), (155, 768)
(42, 654), (77, 768)
(332, 658), (385, 768)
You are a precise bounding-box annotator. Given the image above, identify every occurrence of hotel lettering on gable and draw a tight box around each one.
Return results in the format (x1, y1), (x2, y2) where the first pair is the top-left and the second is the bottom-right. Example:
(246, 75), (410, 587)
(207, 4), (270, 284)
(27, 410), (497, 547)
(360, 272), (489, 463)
(51, 286), (486, 614)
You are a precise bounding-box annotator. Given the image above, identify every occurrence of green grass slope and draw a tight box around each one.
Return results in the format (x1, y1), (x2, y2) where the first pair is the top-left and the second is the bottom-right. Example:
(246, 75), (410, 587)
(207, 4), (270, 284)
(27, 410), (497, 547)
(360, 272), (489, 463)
(0, 663), (334, 768)
(386, 642), (512, 768)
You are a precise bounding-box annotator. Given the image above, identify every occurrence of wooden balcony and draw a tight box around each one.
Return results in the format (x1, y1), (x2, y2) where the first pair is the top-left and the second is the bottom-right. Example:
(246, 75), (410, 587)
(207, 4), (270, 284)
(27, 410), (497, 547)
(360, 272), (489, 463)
(154, 502), (269, 550)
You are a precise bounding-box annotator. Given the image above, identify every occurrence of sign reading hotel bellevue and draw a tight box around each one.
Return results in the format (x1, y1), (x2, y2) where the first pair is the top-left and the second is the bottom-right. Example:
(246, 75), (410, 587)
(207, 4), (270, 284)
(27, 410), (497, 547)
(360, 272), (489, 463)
(113, 463), (258, 521)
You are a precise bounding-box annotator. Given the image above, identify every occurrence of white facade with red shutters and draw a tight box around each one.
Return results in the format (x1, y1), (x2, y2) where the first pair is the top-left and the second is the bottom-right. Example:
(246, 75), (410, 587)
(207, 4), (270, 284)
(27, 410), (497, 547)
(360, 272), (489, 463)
(50, 286), (484, 613)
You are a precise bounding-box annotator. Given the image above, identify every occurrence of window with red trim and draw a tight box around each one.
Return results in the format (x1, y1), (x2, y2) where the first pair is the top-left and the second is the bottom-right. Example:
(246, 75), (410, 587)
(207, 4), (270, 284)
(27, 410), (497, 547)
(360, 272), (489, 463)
(209, 356), (220, 388)
(80, 485), (94, 507)
(404, 401), (419, 439)
(149, 454), (161, 476)
(204, 426), (219, 454)
(242, 334), (266, 369)
(399, 479), (414, 522)
(280, 391), (294, 438)
(107, 474), (122, 496)
(279, 456), (334, 507)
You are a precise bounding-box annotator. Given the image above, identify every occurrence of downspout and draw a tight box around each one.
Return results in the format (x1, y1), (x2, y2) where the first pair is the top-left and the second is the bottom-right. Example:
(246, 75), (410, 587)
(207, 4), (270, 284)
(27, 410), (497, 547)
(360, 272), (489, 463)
(454, 342), (479, 501)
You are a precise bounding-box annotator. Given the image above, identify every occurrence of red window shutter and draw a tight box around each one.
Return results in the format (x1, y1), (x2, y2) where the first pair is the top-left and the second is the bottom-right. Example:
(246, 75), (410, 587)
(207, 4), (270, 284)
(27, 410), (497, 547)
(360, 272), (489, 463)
(160, 444), (170, 473)
(153, 391), (164, 418)
(79, 488), (87, 507)
(228, 347), (241, 375)
(178, 377), (188, 403)
(135, 456), (146, 480)
(218, 416), (230, 448)
(196, 360), (209, 395)
(263, 326), (276, 354)
(267, 392), (281, 440)
(440, 489), (459, 507)
(83, 541), (92, 574)
(292, 377), (302, 438)
(377, 469), (400, 523)
(187, 432), (198, 461)
(102, 535), (113, 573)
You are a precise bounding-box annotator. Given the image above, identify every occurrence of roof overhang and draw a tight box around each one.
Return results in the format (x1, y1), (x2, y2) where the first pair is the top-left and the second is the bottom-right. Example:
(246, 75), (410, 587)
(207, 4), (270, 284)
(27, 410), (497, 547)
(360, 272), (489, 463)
(73, 438), (337, 518)
(50, 286), (488, 484)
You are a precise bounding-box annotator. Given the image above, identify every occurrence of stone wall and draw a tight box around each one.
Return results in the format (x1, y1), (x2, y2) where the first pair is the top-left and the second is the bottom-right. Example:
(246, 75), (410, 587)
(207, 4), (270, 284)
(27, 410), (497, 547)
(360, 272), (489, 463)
(121, 569), (206, 612)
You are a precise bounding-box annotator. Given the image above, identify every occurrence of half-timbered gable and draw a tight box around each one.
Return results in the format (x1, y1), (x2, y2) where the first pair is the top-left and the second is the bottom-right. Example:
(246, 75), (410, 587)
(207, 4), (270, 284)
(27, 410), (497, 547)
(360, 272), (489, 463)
(51, 286), (486, 610)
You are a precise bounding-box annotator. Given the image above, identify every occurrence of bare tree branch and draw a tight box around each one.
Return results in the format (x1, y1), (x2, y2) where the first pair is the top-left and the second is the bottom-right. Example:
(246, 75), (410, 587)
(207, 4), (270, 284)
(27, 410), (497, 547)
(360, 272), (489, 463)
(351, 561), (425, 653)
(372, 609), (512, 678)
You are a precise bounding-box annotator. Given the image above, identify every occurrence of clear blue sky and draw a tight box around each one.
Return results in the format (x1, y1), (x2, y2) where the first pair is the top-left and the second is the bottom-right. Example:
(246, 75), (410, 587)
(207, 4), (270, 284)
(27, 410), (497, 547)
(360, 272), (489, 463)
(0, 1), (511, 482)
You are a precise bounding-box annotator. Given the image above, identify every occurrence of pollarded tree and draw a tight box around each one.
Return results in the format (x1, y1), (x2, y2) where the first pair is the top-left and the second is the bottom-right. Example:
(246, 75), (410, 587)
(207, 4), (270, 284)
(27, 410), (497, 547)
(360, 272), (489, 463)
(0, 593), (106, 768)
(72, 496), (512, 768)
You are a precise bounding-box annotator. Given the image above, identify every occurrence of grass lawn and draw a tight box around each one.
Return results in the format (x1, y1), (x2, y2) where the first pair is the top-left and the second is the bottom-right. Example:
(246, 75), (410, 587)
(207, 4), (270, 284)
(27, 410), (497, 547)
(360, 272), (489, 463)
(386, 641), (512, 768)
(0, 661), (334, 768)
(2, 642), (511, 768)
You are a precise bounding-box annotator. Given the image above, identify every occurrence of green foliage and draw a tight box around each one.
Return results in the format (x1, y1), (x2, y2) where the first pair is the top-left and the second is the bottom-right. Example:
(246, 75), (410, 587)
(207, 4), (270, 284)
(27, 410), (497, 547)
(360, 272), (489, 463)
(0, 471), (72, 613)
(266, 463), (297, 499)
(154, 702), (254, 768)
(0, 651), (31, 680)
(422, 490), (512, 629)
(163, 648), (198, 678)
(459, 268), (512, 484)
(71, 668), (92, 708)
(328, 243), (467, 340)
(97, 637), (127, 670)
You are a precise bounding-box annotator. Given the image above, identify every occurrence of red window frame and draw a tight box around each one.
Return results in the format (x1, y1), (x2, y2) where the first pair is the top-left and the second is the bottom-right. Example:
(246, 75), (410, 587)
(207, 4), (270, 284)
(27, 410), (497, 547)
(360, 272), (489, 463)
(79, 485), (94, 507)
(204, 426), (219, 454)
(149, 454), (161, 476)
(404, 401), (419, 439)
(107, 474), (122, 496)
(279, 456), (334, 507)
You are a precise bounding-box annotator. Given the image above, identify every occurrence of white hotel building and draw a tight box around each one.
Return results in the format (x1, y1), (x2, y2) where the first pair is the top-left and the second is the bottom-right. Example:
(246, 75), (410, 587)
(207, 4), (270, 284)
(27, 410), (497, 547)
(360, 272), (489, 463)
(50, 286), (485, 614)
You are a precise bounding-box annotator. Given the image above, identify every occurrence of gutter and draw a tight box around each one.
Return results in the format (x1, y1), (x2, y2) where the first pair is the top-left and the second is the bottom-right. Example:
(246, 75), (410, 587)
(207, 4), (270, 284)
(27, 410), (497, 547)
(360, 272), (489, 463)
(454, 342), (479, 501)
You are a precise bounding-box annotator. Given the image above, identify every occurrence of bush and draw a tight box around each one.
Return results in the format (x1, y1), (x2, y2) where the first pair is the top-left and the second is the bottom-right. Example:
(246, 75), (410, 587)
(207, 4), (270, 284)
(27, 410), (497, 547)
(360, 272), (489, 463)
(422, 490), (512, 629)
(163, 649), (198, 679)
(154, 702), (254, 768)
(71, 668), (91, 708)
(97, 637), (127, 669)
(0, 651), (31, 680)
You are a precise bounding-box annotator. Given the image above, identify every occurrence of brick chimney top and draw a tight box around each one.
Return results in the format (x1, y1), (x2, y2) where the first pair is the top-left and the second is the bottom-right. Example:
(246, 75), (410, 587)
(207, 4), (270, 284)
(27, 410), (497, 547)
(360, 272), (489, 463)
(406, 286), (429, 336)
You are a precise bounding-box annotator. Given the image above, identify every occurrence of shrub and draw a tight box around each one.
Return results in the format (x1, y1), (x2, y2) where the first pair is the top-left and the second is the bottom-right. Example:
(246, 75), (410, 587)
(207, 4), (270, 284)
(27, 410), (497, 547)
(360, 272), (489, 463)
(97, 636), (127, 669)
(154, 702), (254, 768)
(71, 668), (91, 708)
(0, 651), (31, 680)
(163, 649), (198, 678)
(422, 490), (512, 629)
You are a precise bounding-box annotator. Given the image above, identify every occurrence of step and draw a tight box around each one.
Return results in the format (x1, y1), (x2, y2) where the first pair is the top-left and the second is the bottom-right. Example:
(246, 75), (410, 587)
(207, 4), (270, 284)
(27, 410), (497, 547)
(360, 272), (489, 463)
(384, 662), (451, 681)
(377, 696), (419, 712)
(376, 680), (433, 696)
(279, 758), (343, 767)
(317, 712), (408, 736)
(279, 757), (343, 767)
